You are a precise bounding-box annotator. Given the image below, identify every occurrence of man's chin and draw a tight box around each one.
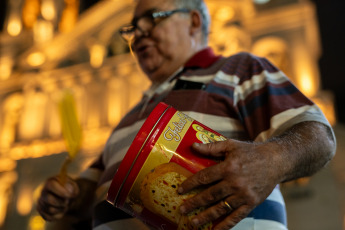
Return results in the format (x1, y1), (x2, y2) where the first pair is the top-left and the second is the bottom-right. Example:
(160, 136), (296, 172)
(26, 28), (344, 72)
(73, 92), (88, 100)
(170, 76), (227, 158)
(140, 65), (165, 83)
(137, 58), (170, 82)
(139, 59), (160, 74)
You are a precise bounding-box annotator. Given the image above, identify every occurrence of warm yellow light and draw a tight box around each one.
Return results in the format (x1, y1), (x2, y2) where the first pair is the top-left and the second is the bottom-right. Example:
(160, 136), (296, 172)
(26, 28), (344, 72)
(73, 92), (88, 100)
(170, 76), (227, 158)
(33, 20), (54, 43)
(7, 17), (22, 36)
(0, 190), (7, 225)
(312, 95), (336, 126)
(107, 79), (125, 125)
(59, 9), (77, 32)
(29, 215), (45, 230)
(87, 114), (100, 129)
(17, 187), (33, 216)
(0, 127), (15, 151)
(9, 146), (26, 160)
(0, 158), (16, 172)
(82, 127), (111, 152)
(9, 140), (66, 160)
(0, 93), (24, 150)
(90, 44), (106, 68)
(0, 57), (13, 80)
(79, 72), (93, 84)
(299, 73), (315, 97)
(31, 142), (47, 158)
(215, 7), (235, 22)
(61, 76), (75, 88)
(22, 0), (40, 28)
(18, 91), (47, 140)
(293, 43), (319, 98)
(27, 52), (46, 67)
(58, 0), (79, 33)
(41, 0), (56, 21)
(0, 172), (18, 226)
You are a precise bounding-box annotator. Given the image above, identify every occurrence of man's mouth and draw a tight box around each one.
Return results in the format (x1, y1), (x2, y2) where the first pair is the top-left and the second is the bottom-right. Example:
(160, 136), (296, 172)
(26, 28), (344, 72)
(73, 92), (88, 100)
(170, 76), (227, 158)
(137, 45), (149, 53)
(134, 40), (155, 56)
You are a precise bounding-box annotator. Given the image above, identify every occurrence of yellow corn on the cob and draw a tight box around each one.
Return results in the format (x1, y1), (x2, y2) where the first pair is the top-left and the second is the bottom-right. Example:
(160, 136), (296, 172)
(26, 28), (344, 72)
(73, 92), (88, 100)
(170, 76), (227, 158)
(57, 90), (82, 182)
(58, 90), (82, 158)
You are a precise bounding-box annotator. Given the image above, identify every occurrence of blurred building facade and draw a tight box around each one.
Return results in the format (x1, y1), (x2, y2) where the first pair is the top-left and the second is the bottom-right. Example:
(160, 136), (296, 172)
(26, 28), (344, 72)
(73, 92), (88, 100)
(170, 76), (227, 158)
(0, 0), (337, 229)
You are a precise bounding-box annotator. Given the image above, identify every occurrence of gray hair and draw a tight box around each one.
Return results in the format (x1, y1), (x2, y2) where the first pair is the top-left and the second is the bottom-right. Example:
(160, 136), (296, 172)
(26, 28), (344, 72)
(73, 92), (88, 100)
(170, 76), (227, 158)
(173, 0), (210, 41)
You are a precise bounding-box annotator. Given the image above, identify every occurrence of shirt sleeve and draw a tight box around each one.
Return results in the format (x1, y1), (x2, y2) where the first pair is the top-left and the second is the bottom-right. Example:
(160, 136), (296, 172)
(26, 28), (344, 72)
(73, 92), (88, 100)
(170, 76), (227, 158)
(79, 153), (104, 183)
(230, 52), (331, 141)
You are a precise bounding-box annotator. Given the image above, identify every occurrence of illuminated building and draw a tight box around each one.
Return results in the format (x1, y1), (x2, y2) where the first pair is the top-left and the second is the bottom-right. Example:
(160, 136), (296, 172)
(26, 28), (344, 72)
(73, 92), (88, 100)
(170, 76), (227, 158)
(0, 0), (337, 229)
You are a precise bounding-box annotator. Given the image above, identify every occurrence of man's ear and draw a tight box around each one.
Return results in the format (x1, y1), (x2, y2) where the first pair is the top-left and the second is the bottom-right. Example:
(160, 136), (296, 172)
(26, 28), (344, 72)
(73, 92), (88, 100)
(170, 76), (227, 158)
(189, 10), (203, 36)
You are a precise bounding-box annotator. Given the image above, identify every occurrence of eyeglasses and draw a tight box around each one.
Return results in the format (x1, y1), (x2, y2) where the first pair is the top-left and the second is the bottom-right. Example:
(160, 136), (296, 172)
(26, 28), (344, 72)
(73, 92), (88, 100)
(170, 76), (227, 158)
(119, 8), (190, 42)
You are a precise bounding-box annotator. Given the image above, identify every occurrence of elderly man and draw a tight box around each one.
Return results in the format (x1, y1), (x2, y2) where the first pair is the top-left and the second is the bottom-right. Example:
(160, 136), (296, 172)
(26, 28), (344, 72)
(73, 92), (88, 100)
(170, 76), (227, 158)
(37, 0), (336, 229)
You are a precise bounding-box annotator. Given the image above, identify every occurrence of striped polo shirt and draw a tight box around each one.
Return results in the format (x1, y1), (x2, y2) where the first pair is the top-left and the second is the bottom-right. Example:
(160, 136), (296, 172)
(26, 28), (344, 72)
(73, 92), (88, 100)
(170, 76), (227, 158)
(80, 47), (331, 230)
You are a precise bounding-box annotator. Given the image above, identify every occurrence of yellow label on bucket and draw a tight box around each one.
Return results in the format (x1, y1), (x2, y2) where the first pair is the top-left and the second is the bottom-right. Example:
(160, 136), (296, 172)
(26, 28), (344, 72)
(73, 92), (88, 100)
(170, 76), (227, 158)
(126, 111), (194, 208)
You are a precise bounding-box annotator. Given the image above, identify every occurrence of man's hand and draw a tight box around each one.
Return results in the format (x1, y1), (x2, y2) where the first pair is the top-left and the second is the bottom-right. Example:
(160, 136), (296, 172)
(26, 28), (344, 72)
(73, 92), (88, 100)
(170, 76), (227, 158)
(177, 121), (335, 230)
(178, 140), (280, 230)
(37, 176), (79, 221)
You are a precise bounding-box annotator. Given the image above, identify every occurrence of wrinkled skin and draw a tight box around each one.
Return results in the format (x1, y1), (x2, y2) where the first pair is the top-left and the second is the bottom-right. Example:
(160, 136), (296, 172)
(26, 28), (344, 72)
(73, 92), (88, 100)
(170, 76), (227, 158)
(178, 122), (335, 230)
(37, 176), (79, 221)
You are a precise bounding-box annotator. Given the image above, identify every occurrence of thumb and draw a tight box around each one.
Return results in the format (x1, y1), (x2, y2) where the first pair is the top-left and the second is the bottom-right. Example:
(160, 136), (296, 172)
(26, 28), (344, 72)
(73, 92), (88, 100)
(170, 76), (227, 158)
(65, 180), (79, 198)
(192, 140), (229, 158)
(56, 176), (80, 198)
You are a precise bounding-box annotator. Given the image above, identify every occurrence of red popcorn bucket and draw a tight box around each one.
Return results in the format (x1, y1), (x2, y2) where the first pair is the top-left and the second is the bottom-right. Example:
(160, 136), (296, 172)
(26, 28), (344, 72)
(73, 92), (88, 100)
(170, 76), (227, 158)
(107, 102), (226, 230)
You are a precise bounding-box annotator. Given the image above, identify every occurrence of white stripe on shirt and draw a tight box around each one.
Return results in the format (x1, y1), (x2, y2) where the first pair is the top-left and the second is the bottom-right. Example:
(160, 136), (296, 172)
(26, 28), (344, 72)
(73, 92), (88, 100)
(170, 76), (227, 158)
(182, 111), (244, 133)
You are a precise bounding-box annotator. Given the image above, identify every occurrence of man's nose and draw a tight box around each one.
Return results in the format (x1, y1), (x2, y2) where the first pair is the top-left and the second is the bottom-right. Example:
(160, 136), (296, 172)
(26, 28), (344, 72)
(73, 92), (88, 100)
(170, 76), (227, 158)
(134, 20), (150, 40)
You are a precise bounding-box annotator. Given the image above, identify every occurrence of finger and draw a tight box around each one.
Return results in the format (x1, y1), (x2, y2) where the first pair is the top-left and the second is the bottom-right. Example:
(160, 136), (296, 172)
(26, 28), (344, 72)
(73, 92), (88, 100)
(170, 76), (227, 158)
(44, 177), (79, 199)
(37, 177), (78, 221)
(191, 196), (248, 227)
(213, 205), (252, 230)
(192, 140), (232, 158)
(38, 200), (66, 216)
(39, 191), (70, 215)
(180, 180), (230, 214)
(37, 198), (67, 221)
(189, 199), (235, 226)
(37, 205), (54, 221)
(40, 190), (69, 208)
(178, 163), (224, 194)
(38, 207), (65, 222)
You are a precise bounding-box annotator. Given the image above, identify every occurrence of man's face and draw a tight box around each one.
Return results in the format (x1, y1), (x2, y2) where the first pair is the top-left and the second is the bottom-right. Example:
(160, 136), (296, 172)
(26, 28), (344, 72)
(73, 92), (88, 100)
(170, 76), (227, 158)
(132, 0), (193, 83)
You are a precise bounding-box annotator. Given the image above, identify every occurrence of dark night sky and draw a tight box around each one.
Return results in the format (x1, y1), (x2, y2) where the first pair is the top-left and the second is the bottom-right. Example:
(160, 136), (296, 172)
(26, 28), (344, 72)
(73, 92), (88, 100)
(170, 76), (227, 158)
(311, 0), (345, 123)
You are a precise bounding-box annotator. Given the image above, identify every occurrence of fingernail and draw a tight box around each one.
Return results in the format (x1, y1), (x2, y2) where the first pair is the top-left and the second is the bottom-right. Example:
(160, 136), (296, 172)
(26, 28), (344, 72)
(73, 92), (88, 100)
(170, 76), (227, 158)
(193, 142), (200, 147)
(177, 187), (183, 194)
(192, 218), (199, 226)
(180, 205), (186, 214)
(65, 183), (74, 194)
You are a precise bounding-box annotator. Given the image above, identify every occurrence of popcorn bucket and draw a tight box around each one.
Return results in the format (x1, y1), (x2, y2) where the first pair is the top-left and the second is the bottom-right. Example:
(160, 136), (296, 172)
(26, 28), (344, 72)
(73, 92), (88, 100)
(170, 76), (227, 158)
(107, 102), (226, 230)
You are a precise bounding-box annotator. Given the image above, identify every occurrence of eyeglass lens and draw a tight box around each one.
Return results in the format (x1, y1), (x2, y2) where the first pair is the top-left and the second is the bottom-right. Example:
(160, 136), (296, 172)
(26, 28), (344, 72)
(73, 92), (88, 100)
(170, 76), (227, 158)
(120, 9), (188, 42)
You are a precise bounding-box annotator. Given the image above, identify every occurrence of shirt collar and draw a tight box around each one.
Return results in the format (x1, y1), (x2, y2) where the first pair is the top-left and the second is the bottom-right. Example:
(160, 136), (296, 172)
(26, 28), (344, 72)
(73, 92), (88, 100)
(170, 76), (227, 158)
(184, 47), (222, 69)
(143, 47), (220, 97)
